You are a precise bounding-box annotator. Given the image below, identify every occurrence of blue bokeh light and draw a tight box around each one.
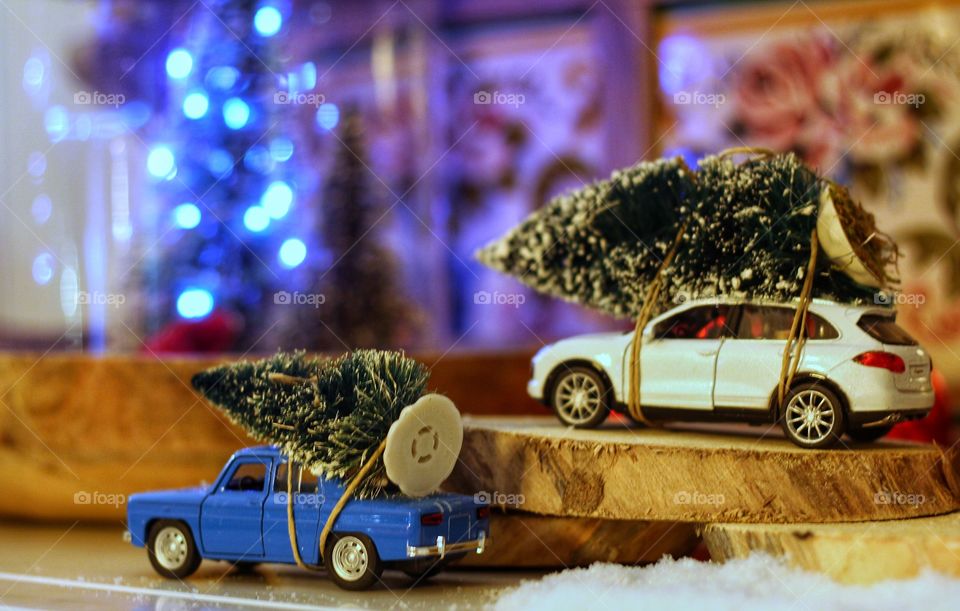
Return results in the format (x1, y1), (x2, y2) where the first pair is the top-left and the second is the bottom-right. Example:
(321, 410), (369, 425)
(147, 146), (176, 179)
(270, 137), (294, 162)
(32, 253), (55, 285)
(278, 238), (307, 268)
(243, 206), (270, 232)
(176, 288), (214, 319)
(207, 149), (234, 178)
(261, 181), (293, 218)
(183, 91), (210, 119)
(206, 66), (240, 90)
(44, 106), (69, 142)
(166, 48), (194, 80)
(223, 97), (251, 129)
(315, 102), (340, 131)
(254, 6), (283, 37)
(657, 35), (710, 97)
(31, 194), (52, 225)
(173, 203), (202, 229)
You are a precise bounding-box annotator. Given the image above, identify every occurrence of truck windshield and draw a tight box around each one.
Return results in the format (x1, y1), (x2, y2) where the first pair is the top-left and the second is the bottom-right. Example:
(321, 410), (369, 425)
(857, 314), (917, 346)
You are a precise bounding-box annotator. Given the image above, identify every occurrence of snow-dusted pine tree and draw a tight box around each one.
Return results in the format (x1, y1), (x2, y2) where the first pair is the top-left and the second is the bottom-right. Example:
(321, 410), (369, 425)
(477, 152), (895, 318)
(192, 349), (429, 498)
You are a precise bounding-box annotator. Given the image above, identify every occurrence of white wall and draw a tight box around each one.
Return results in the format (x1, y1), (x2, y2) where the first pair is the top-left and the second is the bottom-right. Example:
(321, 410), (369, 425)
(0, 0), (129, 348)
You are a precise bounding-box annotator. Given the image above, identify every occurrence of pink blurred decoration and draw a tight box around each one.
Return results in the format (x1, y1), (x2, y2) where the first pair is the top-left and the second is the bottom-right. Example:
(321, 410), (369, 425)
(144, 309), (240, 354)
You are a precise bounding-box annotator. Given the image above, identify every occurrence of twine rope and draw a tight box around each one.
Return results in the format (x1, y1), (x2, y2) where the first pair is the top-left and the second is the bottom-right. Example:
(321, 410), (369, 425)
(286, 439), (388, 569)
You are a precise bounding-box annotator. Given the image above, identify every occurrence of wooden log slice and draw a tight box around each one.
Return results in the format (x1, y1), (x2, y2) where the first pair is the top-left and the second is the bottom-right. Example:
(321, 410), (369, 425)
(444, 417), (960, 523)
(459, 511), (699, 568)
(703, 512), (960, 584)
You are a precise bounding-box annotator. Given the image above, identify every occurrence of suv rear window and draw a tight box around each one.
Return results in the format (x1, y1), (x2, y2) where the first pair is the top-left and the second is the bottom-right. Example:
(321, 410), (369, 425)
(857, 314), (917, 346)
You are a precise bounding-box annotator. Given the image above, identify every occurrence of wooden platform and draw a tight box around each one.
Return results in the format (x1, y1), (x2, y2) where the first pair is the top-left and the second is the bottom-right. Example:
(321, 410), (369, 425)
(461, 512), (699, 568)
(704, 512), (960, 584)
(444, 417), (960, 523)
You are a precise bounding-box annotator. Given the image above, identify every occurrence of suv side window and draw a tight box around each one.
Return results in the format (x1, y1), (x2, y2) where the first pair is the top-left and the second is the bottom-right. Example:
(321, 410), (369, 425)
(224, 461), (268, 492)
(654, 305), (734, 339)
(737, 305), (838, 340)
(274, 461), (318, 494)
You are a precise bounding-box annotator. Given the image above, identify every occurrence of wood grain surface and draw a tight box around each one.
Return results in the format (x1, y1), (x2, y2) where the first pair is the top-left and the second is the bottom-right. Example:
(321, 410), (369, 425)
(703, 512), (960, 584)
(444, 418), (960, 523)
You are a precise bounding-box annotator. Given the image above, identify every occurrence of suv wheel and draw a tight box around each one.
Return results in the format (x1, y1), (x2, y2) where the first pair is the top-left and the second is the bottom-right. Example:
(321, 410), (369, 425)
(781, 382), (845, 449)
(550, 366), (610, 428)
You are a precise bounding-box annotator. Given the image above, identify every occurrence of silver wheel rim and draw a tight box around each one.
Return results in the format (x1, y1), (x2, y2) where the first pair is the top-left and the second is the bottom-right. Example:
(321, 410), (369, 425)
(331, 536), (369, 582)
(555, 372), (603, 424)
(154, 526), (188, 570)
(785, 389), (836, 444)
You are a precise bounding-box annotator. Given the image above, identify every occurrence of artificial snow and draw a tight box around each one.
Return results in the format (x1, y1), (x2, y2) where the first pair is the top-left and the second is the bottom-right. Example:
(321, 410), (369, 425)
(493, 554), (960, 611)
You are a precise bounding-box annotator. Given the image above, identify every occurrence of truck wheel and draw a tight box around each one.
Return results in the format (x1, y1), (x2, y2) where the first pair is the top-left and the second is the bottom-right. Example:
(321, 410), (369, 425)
(402, 553), (466, 582)
(147, 520), (201, 579)
(781, 383), (844, 449)
(325, 533), (383, 591)
(847, 425), (894, 443)
(550, 366), (610, 428)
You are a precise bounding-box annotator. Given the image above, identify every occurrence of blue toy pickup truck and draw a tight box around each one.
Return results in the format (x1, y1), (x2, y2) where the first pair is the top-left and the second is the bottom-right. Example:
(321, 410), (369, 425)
(125, 446), (490, 590)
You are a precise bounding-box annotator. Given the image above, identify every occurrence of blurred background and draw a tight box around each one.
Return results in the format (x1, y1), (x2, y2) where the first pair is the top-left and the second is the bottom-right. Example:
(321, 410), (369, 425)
(1, 0), (959, 442)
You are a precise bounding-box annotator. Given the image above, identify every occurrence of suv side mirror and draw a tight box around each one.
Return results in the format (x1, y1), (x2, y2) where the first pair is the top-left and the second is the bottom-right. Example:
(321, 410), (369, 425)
(642, 326), (655, 343)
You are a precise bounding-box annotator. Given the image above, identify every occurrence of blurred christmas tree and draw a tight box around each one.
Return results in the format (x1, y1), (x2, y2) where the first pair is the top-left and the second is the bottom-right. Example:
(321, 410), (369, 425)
(284, 108), (418, 350)
(136, 0), (304, 351)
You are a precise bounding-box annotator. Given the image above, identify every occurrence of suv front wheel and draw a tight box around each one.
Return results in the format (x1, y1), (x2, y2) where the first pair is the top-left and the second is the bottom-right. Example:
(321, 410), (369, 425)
(781, 382), (845, 449)
(549, 366), (610, 428)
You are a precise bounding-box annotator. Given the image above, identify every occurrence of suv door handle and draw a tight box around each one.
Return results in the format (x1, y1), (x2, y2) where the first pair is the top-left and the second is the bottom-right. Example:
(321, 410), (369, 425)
(698, 349), (717, 356)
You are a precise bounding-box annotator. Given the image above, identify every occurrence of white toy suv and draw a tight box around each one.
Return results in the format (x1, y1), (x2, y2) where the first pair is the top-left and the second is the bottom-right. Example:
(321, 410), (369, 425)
(527, 298), (934, 448)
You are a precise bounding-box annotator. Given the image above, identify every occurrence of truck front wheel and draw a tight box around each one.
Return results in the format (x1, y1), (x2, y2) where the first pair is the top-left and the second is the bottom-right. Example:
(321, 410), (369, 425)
(147, 520), (201, 579)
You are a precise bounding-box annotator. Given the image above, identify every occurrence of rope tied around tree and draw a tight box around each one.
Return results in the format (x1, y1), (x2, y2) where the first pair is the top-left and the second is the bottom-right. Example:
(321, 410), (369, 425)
(778, 230), (819, 409)
(627, 220), (689, 426)
(285, 439), (388, 570)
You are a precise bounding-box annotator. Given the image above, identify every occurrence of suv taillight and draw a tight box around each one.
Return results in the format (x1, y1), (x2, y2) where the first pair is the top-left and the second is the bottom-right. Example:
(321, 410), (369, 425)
(476, 506), (490, 520)
(421, 512), (443, 526)
(853, 351), (905, 373)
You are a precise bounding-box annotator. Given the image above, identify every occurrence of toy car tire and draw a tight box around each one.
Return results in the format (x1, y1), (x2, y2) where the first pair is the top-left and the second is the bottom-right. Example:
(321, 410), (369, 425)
(847, 424), (894, 443)
(549, 366), (610, 428)
(147, 520), (202, 579)
(325, 533), (383, 591)
(401, 552), (466, 582)
(780, 382), (845, 449)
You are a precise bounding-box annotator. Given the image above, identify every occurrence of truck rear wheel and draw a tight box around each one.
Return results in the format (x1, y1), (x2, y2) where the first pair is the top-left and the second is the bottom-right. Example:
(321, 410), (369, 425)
(325, 533), (383, 590)
(147, 520), (201, 579)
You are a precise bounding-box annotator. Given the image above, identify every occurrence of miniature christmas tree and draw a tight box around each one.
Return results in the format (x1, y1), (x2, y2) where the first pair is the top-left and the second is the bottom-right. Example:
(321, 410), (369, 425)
(477, 151), (897, 318)
(285, 109), (418, 350)
(192, 349), (429, 497)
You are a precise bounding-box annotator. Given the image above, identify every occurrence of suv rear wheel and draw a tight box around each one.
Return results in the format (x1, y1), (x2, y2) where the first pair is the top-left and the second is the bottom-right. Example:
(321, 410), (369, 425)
(781, 382), (845, 449)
